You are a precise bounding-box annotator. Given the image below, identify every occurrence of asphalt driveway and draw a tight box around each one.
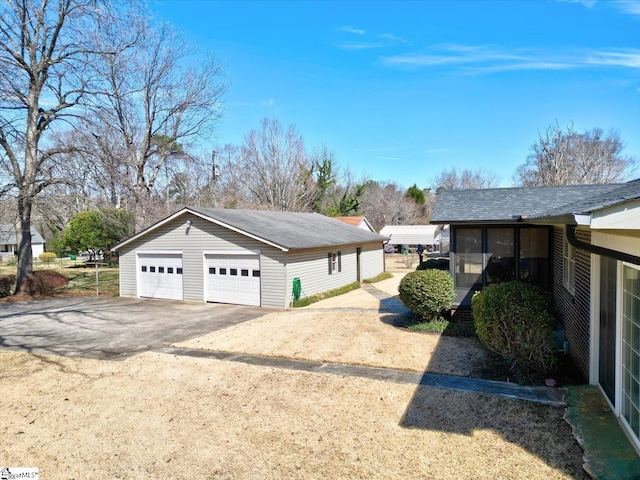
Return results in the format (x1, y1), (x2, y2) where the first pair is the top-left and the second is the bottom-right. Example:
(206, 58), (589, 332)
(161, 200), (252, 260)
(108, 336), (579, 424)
(0, 297), (266, 360)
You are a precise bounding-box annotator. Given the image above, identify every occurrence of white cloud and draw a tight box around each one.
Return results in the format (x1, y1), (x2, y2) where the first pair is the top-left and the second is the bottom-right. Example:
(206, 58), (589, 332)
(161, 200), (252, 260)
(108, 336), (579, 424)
(338, 25), (366, 35)
(556, 0), (598, 7)
(587, 50), (640, 68)
(612, 0), (640, 16)
(381, 44), (639, 73)
(336, 43), (383, 50)
(378, 33), (408, 44)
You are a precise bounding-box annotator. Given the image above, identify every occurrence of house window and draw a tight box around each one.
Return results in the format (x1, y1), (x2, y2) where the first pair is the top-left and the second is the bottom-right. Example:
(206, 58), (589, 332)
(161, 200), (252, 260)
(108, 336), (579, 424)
(328, 251), (342, 274)
(520, 228), (551, 290)
(486, 228), (515, 284)
(454, 228), (483, 288)
(563, 228), (576, 294)
(452, 226), (551, 298)
(621, 264), (640, 446)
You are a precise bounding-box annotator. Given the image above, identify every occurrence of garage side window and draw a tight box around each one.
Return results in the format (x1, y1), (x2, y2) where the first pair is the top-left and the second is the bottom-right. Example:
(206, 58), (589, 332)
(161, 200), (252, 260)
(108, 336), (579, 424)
(328, 251), (342, 274)
(141, 266), (147, 272)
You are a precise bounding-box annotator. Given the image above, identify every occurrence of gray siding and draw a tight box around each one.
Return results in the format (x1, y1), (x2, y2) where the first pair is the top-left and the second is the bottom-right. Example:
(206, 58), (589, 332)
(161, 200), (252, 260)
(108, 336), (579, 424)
(118, 214), (287, 308)
(360, 243), (385, 280)
(286, 247), (358, 305)
(285, 242), (384, 305)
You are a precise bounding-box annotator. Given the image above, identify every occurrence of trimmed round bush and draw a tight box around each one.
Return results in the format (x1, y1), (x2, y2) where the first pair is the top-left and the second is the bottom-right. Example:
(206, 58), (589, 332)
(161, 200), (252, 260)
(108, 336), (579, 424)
(472, 281), (557, 375)
(416, 258), (450, 271)
(39, 252), (57, 263)
(398, 270), (455, 321)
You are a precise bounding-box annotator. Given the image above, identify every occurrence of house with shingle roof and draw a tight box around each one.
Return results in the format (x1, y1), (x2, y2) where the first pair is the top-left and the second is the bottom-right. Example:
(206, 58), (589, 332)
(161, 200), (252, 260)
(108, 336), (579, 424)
(431, 179), (640, 453)
(113, 207), (387, 308)
(333, 215), (375, 233)
(0, 224), (46, 260)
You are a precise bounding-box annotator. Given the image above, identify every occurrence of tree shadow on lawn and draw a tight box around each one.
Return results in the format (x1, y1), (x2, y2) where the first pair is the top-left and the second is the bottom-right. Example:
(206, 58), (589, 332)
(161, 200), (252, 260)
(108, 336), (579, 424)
(393, 316), (588, 479)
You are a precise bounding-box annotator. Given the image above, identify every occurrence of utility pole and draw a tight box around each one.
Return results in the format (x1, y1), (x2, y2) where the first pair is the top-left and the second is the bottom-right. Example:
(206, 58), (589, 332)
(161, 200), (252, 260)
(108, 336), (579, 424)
(211, 150), (219, 207)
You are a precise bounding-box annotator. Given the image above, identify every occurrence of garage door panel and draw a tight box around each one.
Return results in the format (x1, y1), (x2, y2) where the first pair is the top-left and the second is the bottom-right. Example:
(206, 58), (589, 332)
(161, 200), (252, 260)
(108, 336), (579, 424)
(205, 254), (260, 306)
(138, 254), (183, 301)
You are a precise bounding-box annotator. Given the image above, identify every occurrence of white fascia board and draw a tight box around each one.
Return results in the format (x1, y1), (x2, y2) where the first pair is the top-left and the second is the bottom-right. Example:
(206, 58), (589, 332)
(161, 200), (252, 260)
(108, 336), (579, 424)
(113, 208), (190, 250)
(573, 214), (592, 226)
(113, 207), (289, 252)
(590, 199), (640, 230)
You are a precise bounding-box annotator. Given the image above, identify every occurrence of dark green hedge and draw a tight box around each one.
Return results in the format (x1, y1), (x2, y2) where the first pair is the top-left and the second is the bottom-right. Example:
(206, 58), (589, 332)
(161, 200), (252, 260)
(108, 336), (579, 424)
(398, 270), (454, 321)
(472, 281), (557, 375)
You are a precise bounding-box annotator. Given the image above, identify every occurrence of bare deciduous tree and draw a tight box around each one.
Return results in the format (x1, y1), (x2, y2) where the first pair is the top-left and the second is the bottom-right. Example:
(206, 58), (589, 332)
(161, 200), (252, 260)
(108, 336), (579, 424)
(239, 118), (316, 212)
(431, 167), (501, 193)
(92, 20), (227, 228)
(0, 0), (138, 291)
(515, 123), (636, 186)
(360, 181), (423, 231)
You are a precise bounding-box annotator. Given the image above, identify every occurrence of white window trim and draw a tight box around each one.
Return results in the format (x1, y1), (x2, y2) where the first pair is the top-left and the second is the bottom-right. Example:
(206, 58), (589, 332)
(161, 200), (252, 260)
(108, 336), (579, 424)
(329, 251), (342, 275)
(618, 262), (640, 454)
(563, 228), (576, 295)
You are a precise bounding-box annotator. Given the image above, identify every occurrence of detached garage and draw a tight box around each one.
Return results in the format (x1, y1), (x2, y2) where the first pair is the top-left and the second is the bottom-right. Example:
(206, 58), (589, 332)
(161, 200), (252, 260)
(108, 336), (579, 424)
(113, 207), (387, 308)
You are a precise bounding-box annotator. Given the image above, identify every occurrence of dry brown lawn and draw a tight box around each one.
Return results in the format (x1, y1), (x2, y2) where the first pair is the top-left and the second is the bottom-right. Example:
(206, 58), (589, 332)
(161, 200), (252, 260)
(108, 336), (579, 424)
(176, 273), (487, 377)
(0, 269), (587, 478)
(0, 351), (585, 479)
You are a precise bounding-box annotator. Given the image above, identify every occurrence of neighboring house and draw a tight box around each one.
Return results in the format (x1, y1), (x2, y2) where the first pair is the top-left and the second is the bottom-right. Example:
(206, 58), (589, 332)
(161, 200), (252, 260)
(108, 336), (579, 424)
(380, 225), (441, 252)
(0, 224), (46, 259)
(333, 215), (376, 233)
(431, 179), (640, 453)
(113, 207), (387, 309)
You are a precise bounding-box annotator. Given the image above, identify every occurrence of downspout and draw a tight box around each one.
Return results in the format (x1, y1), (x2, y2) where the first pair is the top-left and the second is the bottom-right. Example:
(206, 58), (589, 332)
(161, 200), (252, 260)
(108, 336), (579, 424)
(566, 224), (640, 266)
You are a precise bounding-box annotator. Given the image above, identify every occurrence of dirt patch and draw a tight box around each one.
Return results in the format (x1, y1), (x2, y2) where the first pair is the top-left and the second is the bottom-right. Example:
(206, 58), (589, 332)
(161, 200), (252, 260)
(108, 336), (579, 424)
(0, 351), (586, 479)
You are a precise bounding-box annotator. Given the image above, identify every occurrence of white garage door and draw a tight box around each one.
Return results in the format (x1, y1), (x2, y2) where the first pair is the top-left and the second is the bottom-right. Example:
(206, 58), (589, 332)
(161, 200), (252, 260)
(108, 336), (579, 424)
(205, 254), (260, 306)
(138, 253), (183, 301)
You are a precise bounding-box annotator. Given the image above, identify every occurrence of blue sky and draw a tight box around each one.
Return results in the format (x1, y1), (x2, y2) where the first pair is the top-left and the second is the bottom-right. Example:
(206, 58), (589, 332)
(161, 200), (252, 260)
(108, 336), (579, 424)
(151, 0), (640, 189)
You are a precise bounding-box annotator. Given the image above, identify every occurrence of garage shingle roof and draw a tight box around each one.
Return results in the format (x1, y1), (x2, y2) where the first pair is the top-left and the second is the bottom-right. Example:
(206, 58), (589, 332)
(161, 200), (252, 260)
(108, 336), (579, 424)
(430, 183), (624, 223)
(184, 207), (386, 251)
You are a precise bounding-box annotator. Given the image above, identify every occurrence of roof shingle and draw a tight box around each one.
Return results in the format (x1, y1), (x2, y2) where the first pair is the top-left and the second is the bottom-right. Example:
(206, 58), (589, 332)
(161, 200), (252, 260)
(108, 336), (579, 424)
(430, 183), (624, 223)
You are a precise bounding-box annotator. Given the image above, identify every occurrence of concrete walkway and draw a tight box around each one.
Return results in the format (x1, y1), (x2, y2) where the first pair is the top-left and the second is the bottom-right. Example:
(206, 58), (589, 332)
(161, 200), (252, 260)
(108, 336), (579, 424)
(163, 346), (566, 407)
(564, 385), (640, 480)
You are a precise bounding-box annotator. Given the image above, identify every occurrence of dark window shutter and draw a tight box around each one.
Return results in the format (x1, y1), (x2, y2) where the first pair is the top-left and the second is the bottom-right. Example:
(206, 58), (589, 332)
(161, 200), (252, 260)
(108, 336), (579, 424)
(338, 251), (342, 272)
(328, 252), (333, 274)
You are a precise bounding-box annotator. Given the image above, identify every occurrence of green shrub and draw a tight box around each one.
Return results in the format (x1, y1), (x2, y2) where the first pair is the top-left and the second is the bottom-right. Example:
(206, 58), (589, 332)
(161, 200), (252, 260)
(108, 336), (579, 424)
(472, 281), (557, 375)
(39, 252), (57, 263)
(409, 320), (450, 333)
(398, 270), (455, 321)
(23, 270), (68, 296)
(0, 275), (16, 297)
(416, 258), (450, 271)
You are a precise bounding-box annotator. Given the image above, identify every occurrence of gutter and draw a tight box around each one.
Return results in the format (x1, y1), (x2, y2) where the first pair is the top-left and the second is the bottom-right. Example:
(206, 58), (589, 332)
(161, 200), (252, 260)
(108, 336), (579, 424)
(566, 225), (640, 266)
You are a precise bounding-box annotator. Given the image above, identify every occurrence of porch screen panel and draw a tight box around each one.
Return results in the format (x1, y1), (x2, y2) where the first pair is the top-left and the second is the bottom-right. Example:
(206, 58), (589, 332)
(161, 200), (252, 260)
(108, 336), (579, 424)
(519, 228), (551, 290)
(622, 264), (640, 444)
(486, 228), (515, 284)
(454, 228), (483, 288)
